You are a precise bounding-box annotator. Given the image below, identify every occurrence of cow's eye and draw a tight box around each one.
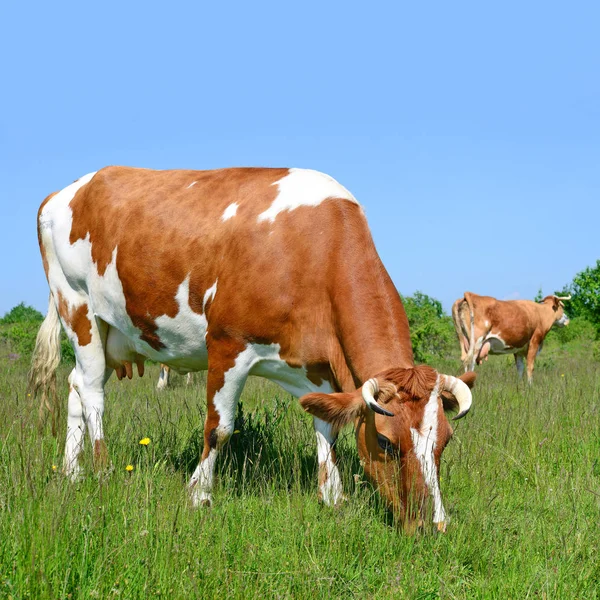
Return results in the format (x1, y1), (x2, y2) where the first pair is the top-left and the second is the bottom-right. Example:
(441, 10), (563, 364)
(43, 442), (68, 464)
(377, 433), (397, 455)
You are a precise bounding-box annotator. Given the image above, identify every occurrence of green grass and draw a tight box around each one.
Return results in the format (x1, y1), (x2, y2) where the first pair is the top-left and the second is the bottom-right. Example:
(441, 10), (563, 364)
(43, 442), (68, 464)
(0, 350), (599, 599)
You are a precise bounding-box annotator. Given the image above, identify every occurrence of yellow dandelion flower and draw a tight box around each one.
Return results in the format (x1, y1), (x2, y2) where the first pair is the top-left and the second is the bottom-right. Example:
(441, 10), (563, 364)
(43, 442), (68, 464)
(561, 374), (565, 377)
(233, 430), (240, 435)
(125, 465), (134, 472)
(52, 464), (57, 471)
(27, 393), (31, 397)
(139, 437), (151, 446)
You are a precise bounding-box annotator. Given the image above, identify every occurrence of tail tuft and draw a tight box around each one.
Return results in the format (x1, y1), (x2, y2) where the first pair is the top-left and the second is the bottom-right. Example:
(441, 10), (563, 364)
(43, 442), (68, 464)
(27, 294), (62, 436)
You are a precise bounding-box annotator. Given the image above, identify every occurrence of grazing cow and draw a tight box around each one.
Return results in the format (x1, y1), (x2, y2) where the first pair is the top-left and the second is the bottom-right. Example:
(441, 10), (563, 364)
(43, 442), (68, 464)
(157, 364), (193, 390)
(30, 166), (475, 531)
(452, 292), (570, 382)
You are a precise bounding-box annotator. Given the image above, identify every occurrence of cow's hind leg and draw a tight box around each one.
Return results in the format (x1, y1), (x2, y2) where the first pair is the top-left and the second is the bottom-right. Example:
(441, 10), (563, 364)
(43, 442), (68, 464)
(314, 417), (344, 505)
(157, 364), (170, 390)
(64, 368), (85, 478)
(188, 338), (249, 507)
(57, 300), (111, 474)
(514, 353), (525, 379)
(64, 364), (113, 477)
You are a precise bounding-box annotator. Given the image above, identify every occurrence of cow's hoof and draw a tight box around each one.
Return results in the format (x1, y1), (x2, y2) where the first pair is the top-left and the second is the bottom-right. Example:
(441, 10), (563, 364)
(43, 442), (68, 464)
(64, 465), (84, 483)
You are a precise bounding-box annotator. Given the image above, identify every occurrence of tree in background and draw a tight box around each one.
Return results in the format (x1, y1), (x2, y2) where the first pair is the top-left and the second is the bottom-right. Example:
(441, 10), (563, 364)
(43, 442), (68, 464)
(401, 291), (457, 363)
(0, 302), (74, 361)
(565, 260), (600, 330)
(0, 303), (43, 324)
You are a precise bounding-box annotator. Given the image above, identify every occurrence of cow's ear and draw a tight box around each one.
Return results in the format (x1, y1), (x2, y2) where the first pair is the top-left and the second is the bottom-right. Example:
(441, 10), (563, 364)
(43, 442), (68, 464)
(299, 390), (364, 429)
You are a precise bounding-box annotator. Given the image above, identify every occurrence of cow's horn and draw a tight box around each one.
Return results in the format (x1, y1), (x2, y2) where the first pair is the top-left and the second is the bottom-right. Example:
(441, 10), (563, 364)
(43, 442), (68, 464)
(362, 378), (394, 417)
(443, 375), (472, 420)
(554, 295), (572, 301)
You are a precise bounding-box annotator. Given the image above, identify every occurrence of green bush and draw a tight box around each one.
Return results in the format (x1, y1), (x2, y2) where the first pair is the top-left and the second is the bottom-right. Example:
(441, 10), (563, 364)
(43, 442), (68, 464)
(401, 291), (458, 363)
(566, 260), (600, 330)
(0, 302), (43, 325)
(0, 302), (74, 363)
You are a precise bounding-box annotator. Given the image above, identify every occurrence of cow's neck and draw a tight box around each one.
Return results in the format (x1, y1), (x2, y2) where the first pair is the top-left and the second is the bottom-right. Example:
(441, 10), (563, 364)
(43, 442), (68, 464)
(331, 229), (414, 388)
(539, 305), (558, 332)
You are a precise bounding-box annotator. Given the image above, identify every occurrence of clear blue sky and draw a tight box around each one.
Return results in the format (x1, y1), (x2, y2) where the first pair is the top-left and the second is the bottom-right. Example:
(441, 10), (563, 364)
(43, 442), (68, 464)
(1, 1), (598, 317)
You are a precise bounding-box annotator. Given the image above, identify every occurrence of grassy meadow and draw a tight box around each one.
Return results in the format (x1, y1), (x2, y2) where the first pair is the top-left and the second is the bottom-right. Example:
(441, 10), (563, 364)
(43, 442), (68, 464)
(0, 347), (599, 599)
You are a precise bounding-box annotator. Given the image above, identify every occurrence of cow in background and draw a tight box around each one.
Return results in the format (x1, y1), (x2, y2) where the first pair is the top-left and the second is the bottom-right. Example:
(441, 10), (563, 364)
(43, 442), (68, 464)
(452, 292), (570, 383)
(157, 364), (193, 390)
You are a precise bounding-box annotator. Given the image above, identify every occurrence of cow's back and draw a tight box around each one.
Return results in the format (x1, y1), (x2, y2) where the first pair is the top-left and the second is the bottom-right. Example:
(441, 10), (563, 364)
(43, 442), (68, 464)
(469, 294), (536, 348)
(40, 166), (365, 365)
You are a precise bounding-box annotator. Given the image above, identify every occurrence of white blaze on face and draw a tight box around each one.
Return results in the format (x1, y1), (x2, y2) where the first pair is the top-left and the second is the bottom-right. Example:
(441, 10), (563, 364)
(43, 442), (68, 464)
(410, 376), (446, 525)
(555, 313), (569, 327)
(257, 168), (359, 223)
(221, 203), (238, 221)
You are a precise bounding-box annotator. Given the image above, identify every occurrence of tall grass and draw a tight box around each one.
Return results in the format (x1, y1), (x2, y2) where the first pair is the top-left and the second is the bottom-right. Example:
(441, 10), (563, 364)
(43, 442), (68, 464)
(0, 353), (599, 599)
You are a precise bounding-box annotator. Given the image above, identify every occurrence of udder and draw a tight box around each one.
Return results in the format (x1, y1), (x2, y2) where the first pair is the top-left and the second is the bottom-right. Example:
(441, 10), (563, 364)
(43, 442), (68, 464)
(477, 341), (490, 364)
(105, 326), (146, 380)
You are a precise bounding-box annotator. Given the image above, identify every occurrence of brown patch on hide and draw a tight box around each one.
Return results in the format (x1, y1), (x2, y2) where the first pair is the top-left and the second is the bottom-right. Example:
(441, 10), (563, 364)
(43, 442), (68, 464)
(56, 290), (92, 346)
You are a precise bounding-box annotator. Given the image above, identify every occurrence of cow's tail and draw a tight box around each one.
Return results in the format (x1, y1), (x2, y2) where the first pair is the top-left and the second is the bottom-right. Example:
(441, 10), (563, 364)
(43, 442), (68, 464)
(28, 293), (62, 436)
(462, 292), (477, 372)
(452, 293), (476, 372)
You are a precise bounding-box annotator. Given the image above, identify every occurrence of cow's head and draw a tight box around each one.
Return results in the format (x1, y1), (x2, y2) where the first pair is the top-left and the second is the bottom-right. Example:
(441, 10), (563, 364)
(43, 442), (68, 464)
(541, 295), (571, 327)
(300, 366), (475, 533)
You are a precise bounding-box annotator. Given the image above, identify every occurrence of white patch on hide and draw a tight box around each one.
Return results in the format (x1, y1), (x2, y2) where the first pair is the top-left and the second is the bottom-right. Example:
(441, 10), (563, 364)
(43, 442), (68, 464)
(203, 279), (217, 312)
(257, 168), (359, 223)
(221, 203), (238, 221)
(153, 276), (217, 370)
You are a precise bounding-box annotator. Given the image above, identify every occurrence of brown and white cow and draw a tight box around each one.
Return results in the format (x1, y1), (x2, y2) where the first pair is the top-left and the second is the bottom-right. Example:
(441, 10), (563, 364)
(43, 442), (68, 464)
(452, 292), (570, 383)
(156, 364), (193, 390)
(30, 166), (475, 531)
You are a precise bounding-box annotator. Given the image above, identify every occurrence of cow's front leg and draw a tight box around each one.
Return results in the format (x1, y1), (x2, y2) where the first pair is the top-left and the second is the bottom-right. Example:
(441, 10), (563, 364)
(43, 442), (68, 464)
(188, 338), (248, 507)
(526, 335), (543, 384)
(314, 417), (344, 505)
